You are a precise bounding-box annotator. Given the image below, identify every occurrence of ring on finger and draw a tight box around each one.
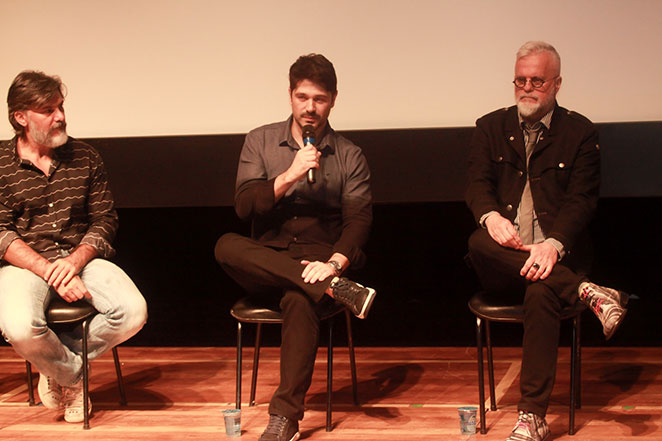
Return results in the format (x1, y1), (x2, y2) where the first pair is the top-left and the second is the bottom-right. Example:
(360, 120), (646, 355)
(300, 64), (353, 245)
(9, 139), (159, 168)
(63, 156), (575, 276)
(532, 263), (541, 270)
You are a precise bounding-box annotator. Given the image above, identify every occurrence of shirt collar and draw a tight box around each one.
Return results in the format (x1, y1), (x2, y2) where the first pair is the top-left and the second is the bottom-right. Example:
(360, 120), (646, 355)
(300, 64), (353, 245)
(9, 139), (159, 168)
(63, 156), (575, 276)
(279, 115), (336, 153)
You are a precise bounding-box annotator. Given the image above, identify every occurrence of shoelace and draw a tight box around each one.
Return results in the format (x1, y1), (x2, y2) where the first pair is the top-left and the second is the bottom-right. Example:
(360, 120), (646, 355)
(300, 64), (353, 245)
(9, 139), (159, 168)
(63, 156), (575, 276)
(514, 413), (532, 432)
(264, 416), (287, 435)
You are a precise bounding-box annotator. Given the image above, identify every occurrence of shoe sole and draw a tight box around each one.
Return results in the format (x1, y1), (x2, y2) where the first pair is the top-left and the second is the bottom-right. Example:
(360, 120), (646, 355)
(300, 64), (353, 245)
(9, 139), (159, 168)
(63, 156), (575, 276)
(618, 291), (630, 307)
(605, 307), (627, 341)
(356, 288), (376, 319)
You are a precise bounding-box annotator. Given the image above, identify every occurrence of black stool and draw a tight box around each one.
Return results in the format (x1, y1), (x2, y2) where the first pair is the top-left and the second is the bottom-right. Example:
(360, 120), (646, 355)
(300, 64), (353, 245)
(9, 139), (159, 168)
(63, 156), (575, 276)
(230, 295), (359, 432)
(26, 297), (126, 429)
(468, 291), (584, 435)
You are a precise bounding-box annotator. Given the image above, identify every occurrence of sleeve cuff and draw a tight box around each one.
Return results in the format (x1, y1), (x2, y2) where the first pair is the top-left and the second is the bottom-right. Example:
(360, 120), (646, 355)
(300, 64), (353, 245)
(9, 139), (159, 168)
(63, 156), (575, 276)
(545, 237), (566, 260)
(479, 211), (500, 228)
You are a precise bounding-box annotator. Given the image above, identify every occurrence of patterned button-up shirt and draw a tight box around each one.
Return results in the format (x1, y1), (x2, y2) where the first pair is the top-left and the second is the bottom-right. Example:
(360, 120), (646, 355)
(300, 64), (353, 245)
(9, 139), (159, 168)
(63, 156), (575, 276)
(0, 136), (118, 263)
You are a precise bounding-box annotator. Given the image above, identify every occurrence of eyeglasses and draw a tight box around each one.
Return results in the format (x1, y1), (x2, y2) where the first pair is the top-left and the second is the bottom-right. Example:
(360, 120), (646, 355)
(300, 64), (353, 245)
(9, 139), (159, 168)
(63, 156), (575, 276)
(512, 76), (558, 90)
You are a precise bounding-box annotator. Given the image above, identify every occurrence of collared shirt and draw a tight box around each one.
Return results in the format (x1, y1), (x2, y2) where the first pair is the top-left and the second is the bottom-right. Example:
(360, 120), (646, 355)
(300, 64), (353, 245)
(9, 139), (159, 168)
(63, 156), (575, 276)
(234, 116), (372, 268)
(0, 137), (118, 262)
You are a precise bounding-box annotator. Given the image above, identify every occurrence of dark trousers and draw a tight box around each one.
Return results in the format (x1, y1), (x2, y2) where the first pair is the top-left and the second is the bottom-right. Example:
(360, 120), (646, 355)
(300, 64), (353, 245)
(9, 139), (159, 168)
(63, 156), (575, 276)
(215, 232), (334, 421)
(468, 229), (586, 417)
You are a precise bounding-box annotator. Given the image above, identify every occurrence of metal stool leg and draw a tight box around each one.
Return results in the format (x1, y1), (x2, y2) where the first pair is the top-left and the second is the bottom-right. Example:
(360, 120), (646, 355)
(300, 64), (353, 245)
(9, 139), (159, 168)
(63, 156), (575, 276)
(476, 317), (487, 435)
(250, 323), (263, 407)
(82, 318), (91, 430)
(326, 316), (334, 432)
(344, 309), (359, 406)
(569, 315), (578, 435)
(111, 347), (127, 405)
(576, 314), (582, 409)
(236, 321), (242, 409)
(485, 320), (497, 411)
(25, 361), (36, 406)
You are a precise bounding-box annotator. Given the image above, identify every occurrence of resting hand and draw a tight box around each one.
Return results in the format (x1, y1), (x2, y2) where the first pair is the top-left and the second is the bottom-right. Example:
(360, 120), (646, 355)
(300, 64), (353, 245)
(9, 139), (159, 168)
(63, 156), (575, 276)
(519, 242), (558, 281)
(485, 213), (523, 249)
(300, 260), (336, 284)
(44, 257), (82, 288)
(54, 275), (92, 303)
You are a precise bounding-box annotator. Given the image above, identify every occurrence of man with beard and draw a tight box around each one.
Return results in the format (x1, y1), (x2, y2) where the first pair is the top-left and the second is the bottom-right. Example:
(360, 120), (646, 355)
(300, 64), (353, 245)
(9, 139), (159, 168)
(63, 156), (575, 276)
(0, 71), (147, 423)
(215, 53), (375, 441)
(465, 41), (628, 441)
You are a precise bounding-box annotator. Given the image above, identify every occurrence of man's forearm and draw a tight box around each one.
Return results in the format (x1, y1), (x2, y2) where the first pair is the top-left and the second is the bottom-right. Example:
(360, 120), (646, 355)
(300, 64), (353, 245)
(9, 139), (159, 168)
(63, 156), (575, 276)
(66, 244), (98, 272)
(3, 239), (50, 279)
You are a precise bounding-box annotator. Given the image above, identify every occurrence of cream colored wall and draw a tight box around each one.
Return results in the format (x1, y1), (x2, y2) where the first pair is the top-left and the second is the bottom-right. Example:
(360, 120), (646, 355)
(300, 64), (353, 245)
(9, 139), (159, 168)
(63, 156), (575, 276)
(1, 0), (660, 138)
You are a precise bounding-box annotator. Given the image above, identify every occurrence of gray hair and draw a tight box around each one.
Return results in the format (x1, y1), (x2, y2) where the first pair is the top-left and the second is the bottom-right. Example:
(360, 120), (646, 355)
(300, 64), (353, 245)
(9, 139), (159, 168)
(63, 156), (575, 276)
(516, 41), (561, 75)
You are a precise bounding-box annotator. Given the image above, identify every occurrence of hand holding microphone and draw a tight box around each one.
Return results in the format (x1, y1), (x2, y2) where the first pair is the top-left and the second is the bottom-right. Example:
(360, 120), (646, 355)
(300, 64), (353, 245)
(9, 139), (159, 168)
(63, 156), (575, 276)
(302, 124), (318, 184)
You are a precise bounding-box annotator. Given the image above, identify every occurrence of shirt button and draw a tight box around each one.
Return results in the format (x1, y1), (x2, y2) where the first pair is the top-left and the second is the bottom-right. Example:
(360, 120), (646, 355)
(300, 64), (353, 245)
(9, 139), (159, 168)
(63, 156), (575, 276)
(558, 162), (565, 168)
(48, 203), (54, 208)
(293, 237), (298, 242)
(497, 156), (503, 162)
(506, 204), (513, 211)
(518, 170), (524, 177)
(52, 223), (57, 228)
(509, 136), (515, 141)
(539, 136), (544, 141)
(293, 216), (298, 220)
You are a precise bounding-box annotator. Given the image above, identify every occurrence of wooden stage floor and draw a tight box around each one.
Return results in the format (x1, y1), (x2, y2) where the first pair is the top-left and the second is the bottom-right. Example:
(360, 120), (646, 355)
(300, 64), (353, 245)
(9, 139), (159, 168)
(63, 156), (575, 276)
(1, 346), (660, 440)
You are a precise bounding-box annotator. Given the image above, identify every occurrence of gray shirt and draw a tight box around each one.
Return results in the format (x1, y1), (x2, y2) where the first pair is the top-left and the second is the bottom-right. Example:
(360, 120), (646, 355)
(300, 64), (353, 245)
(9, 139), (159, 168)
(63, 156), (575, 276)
(234, 116), (373, 268)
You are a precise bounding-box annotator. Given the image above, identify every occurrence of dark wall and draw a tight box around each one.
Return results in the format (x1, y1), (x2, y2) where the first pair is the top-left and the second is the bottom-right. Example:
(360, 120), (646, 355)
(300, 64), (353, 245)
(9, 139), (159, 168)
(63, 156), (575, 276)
(87, 122), (661, 347)
(111, 198), (661, 348)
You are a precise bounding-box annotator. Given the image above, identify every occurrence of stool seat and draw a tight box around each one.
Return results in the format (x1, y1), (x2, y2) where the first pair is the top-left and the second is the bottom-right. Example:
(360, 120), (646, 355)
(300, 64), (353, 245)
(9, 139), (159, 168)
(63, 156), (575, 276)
(231, 295), (347, 324)
(230, 297), (284, 323)
(46, 298), (96, 324)
(469, 290), (586, 323)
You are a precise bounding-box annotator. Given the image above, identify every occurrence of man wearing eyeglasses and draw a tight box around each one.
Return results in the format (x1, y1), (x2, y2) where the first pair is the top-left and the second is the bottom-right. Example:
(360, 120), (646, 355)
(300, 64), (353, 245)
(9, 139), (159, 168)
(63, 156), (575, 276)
(465, 41), (628, 441)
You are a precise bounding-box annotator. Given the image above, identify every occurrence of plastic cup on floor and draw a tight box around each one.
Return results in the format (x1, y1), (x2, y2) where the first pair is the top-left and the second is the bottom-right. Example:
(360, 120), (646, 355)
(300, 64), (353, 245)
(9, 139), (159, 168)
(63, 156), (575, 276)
(457, 406), (478, 435)
(222, 409), (241, 437)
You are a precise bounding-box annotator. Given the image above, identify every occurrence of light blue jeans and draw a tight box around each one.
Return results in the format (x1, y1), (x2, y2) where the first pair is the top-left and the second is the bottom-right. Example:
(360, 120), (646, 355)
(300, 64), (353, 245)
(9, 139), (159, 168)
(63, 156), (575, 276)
(0, 258), (147, 386)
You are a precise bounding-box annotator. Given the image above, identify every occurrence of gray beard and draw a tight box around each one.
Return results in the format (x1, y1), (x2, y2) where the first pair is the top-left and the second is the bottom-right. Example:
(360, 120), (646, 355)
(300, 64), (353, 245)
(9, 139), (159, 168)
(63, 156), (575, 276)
(30, 124), (68, 148)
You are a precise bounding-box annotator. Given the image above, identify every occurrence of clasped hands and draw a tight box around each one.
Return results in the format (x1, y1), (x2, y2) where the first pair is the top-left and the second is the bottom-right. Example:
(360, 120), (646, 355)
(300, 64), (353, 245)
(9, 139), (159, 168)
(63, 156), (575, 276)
(44, 256), (91, 303)
(485, 213), (558, 281)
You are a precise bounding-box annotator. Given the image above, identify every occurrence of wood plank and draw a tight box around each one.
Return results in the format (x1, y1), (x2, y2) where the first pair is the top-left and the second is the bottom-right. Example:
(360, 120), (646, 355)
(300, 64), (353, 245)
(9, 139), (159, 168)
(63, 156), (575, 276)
(0, 346), (660, 440)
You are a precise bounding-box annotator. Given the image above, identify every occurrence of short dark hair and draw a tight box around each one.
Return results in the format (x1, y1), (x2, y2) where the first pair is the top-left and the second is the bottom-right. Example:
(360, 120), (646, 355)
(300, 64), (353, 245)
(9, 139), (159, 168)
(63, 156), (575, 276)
(7, 70), (66, 137)
(289, 54), (337, 94)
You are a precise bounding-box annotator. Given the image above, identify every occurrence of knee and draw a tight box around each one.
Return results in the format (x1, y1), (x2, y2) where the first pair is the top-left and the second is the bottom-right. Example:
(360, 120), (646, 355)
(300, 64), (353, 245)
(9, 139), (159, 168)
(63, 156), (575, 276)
(467, 228), (492, 259)
(119, 295), (148, 335)
(214, 233), (243, 265)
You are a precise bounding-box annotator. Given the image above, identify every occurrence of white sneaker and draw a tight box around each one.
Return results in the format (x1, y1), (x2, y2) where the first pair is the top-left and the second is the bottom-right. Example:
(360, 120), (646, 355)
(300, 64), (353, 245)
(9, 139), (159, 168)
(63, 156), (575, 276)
(37, 373), (62, 409)
(62, 379), (92, 423)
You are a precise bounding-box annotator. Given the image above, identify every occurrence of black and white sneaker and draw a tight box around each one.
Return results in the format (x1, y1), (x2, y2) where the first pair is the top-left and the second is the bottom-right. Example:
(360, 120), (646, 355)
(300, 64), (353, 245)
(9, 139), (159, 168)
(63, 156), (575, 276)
(330, 277), (376, 319)
(506, 410), (550, 441)
(258, 414), (300, 441)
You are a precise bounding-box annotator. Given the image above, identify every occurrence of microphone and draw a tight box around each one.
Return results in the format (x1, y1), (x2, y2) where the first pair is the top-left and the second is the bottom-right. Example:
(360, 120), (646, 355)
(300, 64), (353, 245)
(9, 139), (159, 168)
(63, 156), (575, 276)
(302, 124), (317, 184)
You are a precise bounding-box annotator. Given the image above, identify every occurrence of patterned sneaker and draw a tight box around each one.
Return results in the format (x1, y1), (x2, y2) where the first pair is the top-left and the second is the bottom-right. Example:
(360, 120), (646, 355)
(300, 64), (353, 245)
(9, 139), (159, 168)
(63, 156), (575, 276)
(330, 277), (376, 319)
(62, 379), (92, 423)
(506, 410), (550, 441)
(37, 373), (62, 409)
(579, 282), (628, 340)
(258, 414), (300, 441)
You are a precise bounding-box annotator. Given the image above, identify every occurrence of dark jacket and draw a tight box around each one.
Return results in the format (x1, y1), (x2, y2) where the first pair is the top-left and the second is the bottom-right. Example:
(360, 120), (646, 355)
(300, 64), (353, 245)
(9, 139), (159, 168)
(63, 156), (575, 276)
(465, 104), (600, 269)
